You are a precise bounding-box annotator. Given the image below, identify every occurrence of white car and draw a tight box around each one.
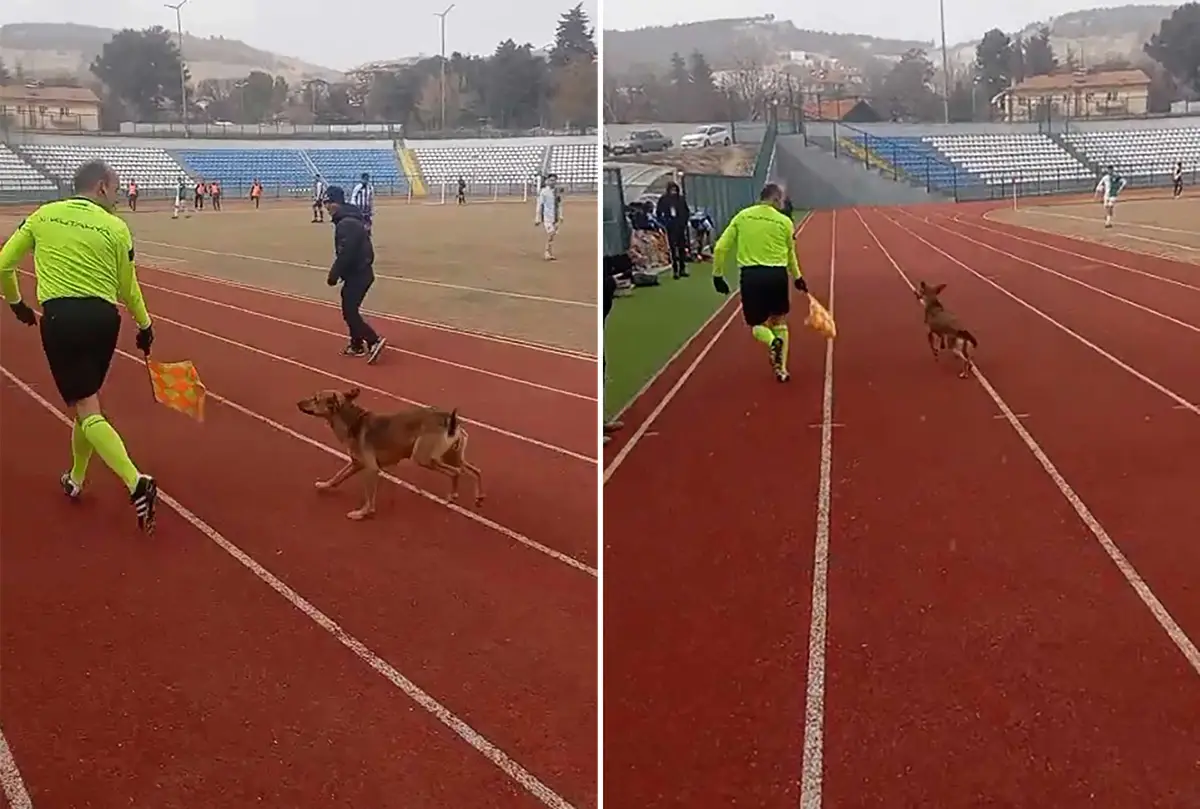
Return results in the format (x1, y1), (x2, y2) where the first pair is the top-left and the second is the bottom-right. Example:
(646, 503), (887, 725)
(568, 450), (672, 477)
(679, 125), (732, 149)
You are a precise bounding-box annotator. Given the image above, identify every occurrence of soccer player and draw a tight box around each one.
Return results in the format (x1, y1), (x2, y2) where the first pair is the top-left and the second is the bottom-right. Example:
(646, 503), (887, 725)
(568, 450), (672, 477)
(311, 175), (328, 223)
(250, 179), (263, 209)
(172, 175), (188, 219)
(127, 179), (139, 212)
(535, 173), (561, 261)
(350, 172), (375, 232)
(1174, 161), (1184, 199)
(456, 176), (467, 205)
(0, 160), (159, 533)
(209, 179), (222, 211)
(323, 186), (386, 362)
(193, 178), (205, 210)
(711, 182), (807, 383)
(1094, 165), (1126, 228)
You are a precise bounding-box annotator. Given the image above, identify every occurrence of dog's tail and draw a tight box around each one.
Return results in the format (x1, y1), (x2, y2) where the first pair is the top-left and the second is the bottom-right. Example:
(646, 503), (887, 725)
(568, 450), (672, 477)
(958, 330), (978, 348)
(447, 408), (459, 436)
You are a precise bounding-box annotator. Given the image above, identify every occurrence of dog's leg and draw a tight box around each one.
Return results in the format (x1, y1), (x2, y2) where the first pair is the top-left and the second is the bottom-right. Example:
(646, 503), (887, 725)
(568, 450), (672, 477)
(927, 330), (940, 360)
(951, 338), (971, 378)
(348, 452), (380, 520)
(461, 461), (484, 506)
(316, 459), (362, 491)
(443, 433), (483, 506)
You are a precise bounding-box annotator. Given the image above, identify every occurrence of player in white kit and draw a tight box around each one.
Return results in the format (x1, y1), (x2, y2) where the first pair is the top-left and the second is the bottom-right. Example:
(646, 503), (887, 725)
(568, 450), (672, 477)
(1093, 166), (1126, 228)
(171, 176), (188, 219)
(534, 173), (561, 261)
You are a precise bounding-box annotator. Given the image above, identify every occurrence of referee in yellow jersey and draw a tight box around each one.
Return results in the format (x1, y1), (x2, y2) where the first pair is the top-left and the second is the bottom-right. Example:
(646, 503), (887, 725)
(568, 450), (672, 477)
(711, 183), (806, 382)
(1, 160), (159, 533)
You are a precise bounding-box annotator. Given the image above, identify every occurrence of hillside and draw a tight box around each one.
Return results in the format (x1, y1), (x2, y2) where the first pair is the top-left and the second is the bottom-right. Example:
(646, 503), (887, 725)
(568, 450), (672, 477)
(946, 4), (1177, 68)
(603, 17), (930, 75)
(0, 22), (344, 84)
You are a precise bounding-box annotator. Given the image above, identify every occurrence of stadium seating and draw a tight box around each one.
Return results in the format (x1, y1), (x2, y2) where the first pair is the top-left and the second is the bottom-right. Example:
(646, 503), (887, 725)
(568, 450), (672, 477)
(175, 148), (309, 191)
(306, 149), (407, 192)
(548, 142), (597, 186)
(16, 143), (188, 190)
(0, 144), (56, 192)
(1063, 127), (1200, 179)
(411, 143), (545, 187)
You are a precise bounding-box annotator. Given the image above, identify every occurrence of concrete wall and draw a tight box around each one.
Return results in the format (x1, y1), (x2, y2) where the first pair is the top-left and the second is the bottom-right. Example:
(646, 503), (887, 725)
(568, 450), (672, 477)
(773, 135), (938, 209)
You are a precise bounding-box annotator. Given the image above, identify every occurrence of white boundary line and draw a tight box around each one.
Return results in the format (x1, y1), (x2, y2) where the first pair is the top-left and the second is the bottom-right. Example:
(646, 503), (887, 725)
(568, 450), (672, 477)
(125, 275), (594, 402)
(1029, 209), (1200, 237)
(0, 365), (583, 808)
(606, 213), (815, 423)
(881, 212), (1200, 416)
(142, 261), (596, 360)
(0, 727), (32, 809)
(945, 214), (1200, 294)
(799, 209), (838, 809)
(897, 212), (1200, 336)
(139, 239), (594, 308)
(858, 209), (1200, 679)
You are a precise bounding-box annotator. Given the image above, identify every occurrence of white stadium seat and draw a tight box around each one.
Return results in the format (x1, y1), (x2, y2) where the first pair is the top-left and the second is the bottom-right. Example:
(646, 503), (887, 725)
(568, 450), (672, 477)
(1063, 127), (1200, 179)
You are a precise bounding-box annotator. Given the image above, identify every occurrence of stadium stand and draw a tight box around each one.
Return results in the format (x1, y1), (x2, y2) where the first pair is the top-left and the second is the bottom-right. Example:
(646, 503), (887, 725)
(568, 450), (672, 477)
(15, 143), (189, 191)
(0, 144), (56, 192)
(1063, 126), (1200, 180)
(175, 148), (309, 191)
(548, 142), (598, 185)
(411, 142), (544, 187)
(306, 148), (407, 191)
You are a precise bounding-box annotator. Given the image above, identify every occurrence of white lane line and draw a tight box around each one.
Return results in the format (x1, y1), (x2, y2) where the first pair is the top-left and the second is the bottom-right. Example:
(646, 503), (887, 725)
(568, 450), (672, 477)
(0, 727), (32, 809)
(799, 209), (838, 809)
(0, 366), (582, 809)
(138, 239), (593, 307)
(127, 275), (594, 402)
(899, 213), (1200, 335)
(859, 210), (1200, 677)
(880, 213), (1200, 417)
(1030, 209), (1200, 237)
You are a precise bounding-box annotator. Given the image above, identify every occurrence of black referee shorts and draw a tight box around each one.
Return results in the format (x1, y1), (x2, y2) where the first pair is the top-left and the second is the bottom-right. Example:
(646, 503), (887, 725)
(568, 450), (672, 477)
(739, 265), (791, 327)
(39, 297), (122, 405)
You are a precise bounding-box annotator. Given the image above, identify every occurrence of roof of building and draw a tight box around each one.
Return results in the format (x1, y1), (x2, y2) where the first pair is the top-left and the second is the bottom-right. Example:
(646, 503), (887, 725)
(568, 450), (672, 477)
(1012, 69), (1151, 93)
(0, 84), (101, 104)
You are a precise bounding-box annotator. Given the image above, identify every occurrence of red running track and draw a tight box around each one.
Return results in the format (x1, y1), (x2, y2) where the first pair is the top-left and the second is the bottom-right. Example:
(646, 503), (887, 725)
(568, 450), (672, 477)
(603, 205), (1200, 809)
(0, 266), (597, 809)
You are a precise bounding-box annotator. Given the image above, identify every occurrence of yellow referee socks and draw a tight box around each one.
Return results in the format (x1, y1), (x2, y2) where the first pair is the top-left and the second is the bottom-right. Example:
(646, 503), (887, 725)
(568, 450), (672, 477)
(771, 324), (790, 371)
(69, 417), (94, 485)
(751, 324), (775, 346)
(79, 414), (141, 493)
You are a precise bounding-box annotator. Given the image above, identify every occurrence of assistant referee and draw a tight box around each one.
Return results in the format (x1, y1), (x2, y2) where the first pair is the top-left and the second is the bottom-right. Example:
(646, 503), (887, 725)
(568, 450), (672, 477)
(1, 160), (159, 533)
(711, 183), (806, 382)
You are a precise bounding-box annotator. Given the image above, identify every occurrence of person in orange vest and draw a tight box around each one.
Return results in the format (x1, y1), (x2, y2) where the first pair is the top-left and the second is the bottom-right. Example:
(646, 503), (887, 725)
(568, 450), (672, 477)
(250, 179), (263, 209)
(193, 178), (205, 210)
(127, 179), (139, 212)
(209, 179), (222, 211)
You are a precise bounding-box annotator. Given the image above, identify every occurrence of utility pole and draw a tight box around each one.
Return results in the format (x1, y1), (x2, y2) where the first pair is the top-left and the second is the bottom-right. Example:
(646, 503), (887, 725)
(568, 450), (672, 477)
(938, 0), (951, 124)
(165, 0), (190, 134)
(434, 4), (455, 131)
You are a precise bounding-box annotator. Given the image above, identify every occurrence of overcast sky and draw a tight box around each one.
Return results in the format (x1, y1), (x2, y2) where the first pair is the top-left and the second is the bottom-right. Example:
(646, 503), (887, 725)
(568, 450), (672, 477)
(601, 0), (1171, 46)
(2, 0), (597, 70)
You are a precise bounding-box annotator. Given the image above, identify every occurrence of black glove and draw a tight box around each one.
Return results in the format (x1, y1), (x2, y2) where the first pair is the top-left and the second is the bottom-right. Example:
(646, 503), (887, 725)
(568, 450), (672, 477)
(794, 276), (808, 293)
(712, 276), (730, 295)
(326, 273), (339, 287)
(9, 301), (36, 326)
(135, 324), (154, 355)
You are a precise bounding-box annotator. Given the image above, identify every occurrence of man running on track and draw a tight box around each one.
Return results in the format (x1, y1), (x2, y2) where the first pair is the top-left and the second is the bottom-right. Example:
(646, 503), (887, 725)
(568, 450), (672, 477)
(0, 160), (159, 533)
(1094, 165), (1126, 229)
(711, 182), (807, 383)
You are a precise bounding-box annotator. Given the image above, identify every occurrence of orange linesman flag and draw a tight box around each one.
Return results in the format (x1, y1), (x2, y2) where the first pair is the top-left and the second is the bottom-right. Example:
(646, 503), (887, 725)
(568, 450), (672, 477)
(146, 359), (207, 422)
(805, 295), (837, 340)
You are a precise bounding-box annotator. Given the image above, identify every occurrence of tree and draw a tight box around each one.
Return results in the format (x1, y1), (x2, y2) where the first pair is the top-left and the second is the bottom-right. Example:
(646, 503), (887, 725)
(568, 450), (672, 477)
(974, 29), (1014, 105)
(880, 49), (941, 121)
(1145, 2), (1200, 93)
(551, 56), (596, 130)
(485, 40), (547, 129)
(1024, 26), (1058, 77)
(90, 27), (190, 120)
(548, 3), (596, 67)
(1008, 36), (1027, 85)
(686, 50), (719, 121)
(947, 78), (976, 122)
(237, 71), (277, 123)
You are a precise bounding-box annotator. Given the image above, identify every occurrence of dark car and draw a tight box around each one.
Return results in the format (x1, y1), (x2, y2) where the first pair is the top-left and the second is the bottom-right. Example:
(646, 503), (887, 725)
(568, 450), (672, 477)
(610, 128), (673, 156)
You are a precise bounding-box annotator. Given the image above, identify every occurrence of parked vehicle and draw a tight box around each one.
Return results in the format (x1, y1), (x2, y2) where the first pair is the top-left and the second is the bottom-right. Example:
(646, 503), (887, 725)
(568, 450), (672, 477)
(609, 129), (673, 155)
(680, 125), (732, 149)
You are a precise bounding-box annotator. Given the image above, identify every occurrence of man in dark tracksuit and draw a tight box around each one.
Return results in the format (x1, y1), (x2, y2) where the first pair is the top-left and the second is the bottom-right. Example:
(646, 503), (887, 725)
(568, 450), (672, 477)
(655, 181), (691, 279)
(324, 185), (387, 362)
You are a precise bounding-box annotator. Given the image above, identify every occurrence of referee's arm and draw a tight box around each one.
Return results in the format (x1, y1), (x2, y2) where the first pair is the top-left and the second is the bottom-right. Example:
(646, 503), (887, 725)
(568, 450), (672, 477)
(711, 215), (738, 278)
(786, 220), (802, 280)
(114, 224), (152, 329)
(0, 219), (34, 304)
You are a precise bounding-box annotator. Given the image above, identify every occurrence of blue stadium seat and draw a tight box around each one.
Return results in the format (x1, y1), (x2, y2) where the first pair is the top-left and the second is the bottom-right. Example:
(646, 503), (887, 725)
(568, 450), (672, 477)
(306, 149), (407, 193)
(175, 148), (311, 194)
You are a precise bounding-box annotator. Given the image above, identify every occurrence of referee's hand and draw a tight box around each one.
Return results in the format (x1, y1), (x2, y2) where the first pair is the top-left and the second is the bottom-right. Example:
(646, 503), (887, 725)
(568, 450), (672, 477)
(712, 276), (730, 295)
(135, 324), (154, 355)
(794, 276), (808, 293)
(9, 301), (36, 326)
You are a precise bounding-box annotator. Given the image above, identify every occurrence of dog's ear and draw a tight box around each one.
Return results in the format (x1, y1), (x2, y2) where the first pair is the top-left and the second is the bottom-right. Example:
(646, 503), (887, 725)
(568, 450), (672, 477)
(345, 387), (362, 401)
(932, 283), (947, 295)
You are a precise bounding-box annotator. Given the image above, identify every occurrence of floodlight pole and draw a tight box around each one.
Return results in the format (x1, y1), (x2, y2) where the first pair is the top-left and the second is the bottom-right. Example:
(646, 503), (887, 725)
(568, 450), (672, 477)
(434, 4), (455, 131)
(938, 0), (951, 124)
(165, 0), (190, 134)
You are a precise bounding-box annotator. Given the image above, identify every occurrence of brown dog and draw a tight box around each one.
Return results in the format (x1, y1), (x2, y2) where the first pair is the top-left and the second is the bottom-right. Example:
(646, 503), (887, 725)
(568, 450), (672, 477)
(296, 388), (484, 520)
(915, 281), (978, 378)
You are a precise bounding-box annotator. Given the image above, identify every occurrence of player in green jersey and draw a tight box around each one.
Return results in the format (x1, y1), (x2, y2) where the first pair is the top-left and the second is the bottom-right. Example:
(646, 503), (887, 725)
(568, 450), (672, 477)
(711, 183), (807, 382)
(0, 160), (159, 533)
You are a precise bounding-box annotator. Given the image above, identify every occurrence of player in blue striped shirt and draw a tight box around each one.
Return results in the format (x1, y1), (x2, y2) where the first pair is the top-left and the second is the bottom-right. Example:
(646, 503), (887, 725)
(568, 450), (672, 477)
(351, 172), (374, 232)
